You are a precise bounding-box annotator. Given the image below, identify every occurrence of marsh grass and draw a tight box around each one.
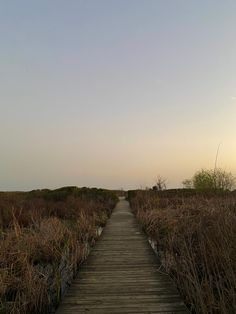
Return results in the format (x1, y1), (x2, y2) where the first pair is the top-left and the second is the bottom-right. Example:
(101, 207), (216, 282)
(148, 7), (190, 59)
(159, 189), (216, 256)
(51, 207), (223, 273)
(0, 187), (118, 313)
(129, 189), (236, 313)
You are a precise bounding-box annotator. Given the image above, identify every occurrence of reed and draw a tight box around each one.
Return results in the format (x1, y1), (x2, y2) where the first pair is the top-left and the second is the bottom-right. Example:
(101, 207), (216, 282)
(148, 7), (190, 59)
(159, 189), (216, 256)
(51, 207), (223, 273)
(129, 189), (236, 313)
(0, 187), (118, 313)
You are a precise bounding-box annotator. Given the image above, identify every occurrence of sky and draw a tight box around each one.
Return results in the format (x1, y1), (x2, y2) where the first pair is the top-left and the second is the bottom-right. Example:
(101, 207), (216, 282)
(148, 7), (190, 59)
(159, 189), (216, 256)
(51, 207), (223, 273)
(0, 0), (236, 191)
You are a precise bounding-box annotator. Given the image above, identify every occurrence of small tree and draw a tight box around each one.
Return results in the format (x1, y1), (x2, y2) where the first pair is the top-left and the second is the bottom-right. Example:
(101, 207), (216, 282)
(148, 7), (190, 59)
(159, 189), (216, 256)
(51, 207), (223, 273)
(153, 176), (166, 191)
(193, 169), (214, 190)
(212, 168), (235, 191)
(192, 168), (235, 191)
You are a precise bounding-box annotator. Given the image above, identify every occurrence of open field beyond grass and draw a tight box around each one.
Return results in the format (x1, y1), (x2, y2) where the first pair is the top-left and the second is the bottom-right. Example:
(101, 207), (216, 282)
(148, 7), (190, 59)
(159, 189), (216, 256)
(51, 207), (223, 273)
(128, 189), (236, 314)
(0, 187), (118, 313)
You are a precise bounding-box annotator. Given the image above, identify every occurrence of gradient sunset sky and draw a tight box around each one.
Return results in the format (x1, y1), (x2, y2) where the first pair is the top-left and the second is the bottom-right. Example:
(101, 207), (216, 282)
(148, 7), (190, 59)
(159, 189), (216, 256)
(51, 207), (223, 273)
(1, 0), (236, 191)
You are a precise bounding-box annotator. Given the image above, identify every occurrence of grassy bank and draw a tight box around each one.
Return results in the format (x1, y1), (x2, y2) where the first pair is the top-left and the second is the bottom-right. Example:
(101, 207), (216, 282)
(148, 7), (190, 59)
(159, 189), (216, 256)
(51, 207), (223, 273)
(0, 187), (118, 314)
(128, 189), (236, 313)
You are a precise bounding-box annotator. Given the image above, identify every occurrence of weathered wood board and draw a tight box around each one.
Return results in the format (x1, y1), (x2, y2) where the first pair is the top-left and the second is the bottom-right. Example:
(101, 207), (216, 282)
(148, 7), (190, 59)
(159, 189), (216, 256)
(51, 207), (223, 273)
(56, 199), (188, 314)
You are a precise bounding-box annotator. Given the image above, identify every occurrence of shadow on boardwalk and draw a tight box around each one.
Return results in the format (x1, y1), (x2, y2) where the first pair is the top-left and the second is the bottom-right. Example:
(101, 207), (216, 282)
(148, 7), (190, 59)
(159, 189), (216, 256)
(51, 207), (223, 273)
(56, 199), (188, 314)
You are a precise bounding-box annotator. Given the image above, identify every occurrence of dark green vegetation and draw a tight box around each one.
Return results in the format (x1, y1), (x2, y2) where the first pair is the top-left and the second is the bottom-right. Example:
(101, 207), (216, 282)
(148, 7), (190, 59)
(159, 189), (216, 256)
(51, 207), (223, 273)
(0, 187), (118, 314)
(128, 189), (236, 314)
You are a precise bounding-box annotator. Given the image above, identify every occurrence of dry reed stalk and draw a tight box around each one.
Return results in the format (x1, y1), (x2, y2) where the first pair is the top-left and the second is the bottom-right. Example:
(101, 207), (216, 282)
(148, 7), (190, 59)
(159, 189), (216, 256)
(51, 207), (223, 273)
(129, 190), (236, 313)
(0, 188), (118, 313)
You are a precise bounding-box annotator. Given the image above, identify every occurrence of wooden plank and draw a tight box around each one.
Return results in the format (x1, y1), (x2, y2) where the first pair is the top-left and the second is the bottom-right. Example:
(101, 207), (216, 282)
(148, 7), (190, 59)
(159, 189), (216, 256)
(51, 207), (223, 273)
(56, 199), (188, 313)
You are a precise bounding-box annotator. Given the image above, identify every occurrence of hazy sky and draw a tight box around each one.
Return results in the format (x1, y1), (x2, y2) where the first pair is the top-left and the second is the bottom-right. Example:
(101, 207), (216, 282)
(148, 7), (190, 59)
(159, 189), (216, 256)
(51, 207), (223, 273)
(1, 0), (236, 191)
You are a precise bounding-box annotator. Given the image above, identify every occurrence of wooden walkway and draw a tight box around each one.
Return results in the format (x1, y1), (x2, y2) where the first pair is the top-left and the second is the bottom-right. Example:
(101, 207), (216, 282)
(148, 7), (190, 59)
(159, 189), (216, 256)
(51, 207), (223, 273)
(56, 199), (188, 314)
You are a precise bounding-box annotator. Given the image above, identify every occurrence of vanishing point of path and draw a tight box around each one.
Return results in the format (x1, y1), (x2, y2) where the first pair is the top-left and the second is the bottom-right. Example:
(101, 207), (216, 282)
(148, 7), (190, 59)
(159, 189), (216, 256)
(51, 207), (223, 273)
(56, 199), (188, 314)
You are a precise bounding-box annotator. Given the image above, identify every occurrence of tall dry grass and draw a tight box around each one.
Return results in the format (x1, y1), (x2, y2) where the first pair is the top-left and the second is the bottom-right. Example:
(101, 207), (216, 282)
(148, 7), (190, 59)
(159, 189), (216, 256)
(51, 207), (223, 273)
(129, 189), (236, 314)
(0, 187), (118, 314)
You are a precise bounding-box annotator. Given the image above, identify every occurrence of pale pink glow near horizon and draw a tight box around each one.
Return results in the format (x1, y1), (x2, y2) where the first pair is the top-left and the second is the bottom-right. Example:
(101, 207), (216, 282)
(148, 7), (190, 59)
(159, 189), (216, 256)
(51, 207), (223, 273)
(0, 1), (236, 191)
